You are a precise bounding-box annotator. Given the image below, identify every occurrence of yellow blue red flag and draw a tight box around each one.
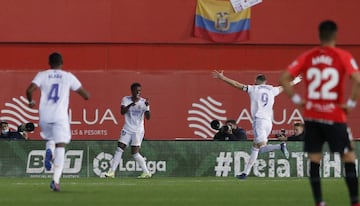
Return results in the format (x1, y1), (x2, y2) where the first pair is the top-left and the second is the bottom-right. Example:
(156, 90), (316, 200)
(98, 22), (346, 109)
(194, 0), (250, 42)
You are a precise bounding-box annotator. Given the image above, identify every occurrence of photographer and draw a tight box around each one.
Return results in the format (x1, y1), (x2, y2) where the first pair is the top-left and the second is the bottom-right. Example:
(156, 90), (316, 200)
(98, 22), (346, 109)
(212, 119), (247, 141)
(287, 121), (304, 141)
(275, 128), (287, 141)
(0, 121), (34, 140)
(275, 122), (305, 141)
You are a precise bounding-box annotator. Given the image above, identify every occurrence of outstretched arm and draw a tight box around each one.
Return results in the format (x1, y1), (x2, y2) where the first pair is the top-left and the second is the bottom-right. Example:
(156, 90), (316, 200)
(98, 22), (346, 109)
(212, 70), (247, 91)
(278, 75), (302, 93)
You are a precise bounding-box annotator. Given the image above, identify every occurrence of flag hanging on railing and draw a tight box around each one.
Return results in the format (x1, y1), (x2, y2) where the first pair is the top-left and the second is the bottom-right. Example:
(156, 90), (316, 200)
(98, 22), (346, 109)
(194, 0), (250, 43)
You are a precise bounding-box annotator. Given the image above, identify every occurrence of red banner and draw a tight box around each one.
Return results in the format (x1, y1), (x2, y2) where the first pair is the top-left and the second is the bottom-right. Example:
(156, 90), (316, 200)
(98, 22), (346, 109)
(1, 70), (359, 140)
(1, 0), (360, 45)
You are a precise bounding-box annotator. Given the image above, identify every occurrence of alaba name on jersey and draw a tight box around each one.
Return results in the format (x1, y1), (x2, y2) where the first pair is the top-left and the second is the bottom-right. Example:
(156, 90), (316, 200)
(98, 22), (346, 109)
(246, 84), (281, 121)
(121, 96), (148, 133)
(287, 46), (359, 123)
(32, 69), (82, 123)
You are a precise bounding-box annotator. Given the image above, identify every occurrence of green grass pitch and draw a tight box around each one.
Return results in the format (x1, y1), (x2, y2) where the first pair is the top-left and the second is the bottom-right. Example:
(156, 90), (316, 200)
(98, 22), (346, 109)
(0, 177), (351, 206)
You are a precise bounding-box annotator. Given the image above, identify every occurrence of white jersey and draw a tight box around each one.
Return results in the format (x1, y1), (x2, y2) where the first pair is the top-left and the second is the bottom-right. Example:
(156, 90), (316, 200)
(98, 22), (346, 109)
(247, 84), (281, 121)
(32, 69), (82, 123)
(121, 96), (148, 133)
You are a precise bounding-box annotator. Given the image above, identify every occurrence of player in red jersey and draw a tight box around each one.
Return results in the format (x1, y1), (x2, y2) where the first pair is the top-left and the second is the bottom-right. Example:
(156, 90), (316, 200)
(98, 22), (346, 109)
(280, 20), (360, 206)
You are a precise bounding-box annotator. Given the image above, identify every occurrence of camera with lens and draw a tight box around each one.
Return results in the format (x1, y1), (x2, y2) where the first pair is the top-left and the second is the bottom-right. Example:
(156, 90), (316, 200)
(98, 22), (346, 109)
(210, 120), (232, 133)
(211, 119), (247, 141)
(275, 128), (286, 138)
(17, 122), (35, 132)
(220, 125), (232, 133)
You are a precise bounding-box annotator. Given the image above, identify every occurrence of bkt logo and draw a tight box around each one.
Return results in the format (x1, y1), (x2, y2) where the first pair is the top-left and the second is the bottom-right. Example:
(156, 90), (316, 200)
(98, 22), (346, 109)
(26, 150), (83, 173)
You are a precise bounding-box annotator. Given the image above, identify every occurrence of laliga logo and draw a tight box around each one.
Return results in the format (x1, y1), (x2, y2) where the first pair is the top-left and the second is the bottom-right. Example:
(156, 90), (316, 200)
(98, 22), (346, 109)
(93, 152), (166, 177)
(93, 152), (113, 178)
(0, 96), (39, 130)
(187, 96), (227, 139)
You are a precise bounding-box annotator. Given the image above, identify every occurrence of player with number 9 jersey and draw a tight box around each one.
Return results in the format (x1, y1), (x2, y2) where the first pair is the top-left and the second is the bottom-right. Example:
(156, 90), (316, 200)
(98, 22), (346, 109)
(212, 71), (303, 179)
(287, 47), (359, 123)
(247, 84), (280, 122)
(32, 69), (82, 123)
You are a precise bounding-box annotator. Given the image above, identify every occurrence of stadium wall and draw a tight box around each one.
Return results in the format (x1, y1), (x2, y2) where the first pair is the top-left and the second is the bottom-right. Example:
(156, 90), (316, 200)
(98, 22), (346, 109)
(2, 141), (357, 178)
(1, 1), (360, 140)
(2, 70), (360, 140)
(1, 0), (360, 71)
(2, 44), (360, 72)
(1, 0), (360, 44)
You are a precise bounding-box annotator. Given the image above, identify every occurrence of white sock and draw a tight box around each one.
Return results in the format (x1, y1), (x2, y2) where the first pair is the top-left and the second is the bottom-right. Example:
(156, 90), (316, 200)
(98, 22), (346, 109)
(46, 140), (55, 159)
(110, 147), (124, 172)
(243, 147), (259, 175)
(259, 144), (281, 154)
(133, 153), (150, 174)
(53, 147), (65, 184)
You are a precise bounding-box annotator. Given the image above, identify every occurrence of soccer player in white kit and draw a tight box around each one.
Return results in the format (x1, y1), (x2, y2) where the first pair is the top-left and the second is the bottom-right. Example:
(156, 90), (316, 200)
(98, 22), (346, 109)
(26, 52), (90, 191)
(212, 70), (301, 179)
(105, 82), (152, 178)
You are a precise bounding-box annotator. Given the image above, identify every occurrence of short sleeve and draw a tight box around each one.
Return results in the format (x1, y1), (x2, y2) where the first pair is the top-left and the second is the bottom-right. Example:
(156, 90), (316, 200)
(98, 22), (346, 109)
(272, 86), (281, 96)
(32, 72), (43, 87)
(287, 54), (306, 78)
(121, 97), (128, 106)
(69, 72), (82, 91)
(340, 51), (359, 75)
(246, 85), (253, 94)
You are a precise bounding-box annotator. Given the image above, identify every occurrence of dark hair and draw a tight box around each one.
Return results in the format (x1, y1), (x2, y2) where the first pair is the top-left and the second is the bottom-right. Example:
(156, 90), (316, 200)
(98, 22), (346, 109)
(319, 20), (337, 42)
(49, 52), (63, 68)
(131, 82), (141, 91)
(293, 121), (304, 127)
(225, 119), (236, 125)
(256, 74), (266, 82)
(0, 121), (8, 126)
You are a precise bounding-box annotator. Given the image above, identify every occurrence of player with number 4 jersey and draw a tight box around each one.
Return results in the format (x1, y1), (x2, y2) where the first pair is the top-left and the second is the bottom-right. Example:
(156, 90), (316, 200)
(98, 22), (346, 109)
(26, 52), (89, 192)
(32, 68), (83, 123)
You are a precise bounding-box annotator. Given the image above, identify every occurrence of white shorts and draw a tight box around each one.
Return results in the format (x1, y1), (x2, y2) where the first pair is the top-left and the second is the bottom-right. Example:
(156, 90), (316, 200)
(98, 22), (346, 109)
(118, 129), (144, 146)
(39, 121), (71, 144)
(252, 118), (272, 144)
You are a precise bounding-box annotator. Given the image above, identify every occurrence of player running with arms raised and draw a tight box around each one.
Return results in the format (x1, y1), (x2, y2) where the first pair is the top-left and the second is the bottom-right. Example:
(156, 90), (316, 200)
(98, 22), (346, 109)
(212, 71), (301, 179)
